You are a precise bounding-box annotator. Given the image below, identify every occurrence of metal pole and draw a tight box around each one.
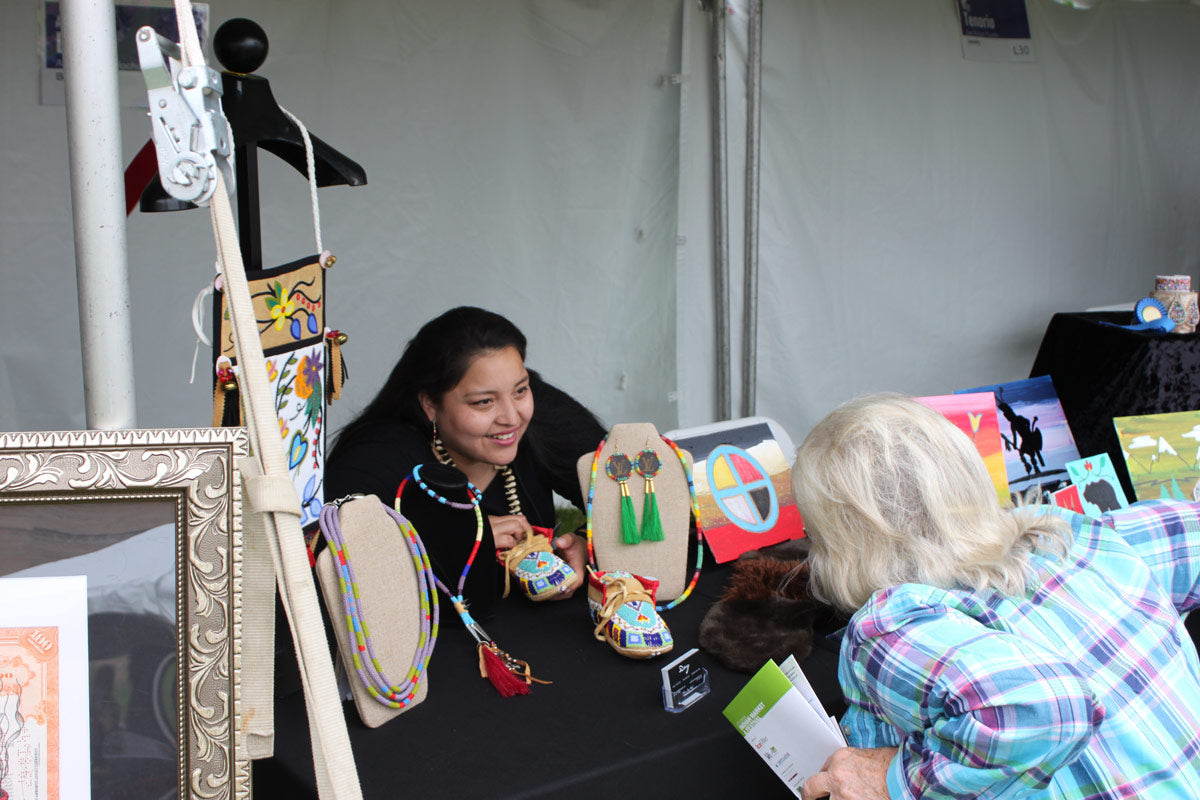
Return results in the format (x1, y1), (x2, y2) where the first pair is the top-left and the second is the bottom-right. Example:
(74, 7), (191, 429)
(741, 0), (762, 417)
(61, 0), (137, 430)
(709, 1), (732, 421)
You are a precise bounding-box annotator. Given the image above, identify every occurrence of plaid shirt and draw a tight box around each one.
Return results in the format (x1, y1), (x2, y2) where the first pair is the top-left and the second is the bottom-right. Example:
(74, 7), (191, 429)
(839, 500), (1200, 799)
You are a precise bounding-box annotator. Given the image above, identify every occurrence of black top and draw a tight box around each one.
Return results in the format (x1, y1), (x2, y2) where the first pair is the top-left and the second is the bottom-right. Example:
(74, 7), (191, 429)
(325, 373), (606, 527)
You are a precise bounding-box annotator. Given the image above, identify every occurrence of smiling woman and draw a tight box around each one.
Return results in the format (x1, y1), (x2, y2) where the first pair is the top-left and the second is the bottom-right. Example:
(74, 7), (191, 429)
(324, 306), (606, 595)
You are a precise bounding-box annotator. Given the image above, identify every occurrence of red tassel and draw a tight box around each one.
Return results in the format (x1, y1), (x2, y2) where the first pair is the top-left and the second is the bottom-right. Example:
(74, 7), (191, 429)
(478, 644), (531, 697)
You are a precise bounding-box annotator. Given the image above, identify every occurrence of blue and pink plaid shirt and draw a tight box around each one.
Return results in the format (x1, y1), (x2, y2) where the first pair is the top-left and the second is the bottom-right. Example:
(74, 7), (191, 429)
(839, 499), (1200, 798)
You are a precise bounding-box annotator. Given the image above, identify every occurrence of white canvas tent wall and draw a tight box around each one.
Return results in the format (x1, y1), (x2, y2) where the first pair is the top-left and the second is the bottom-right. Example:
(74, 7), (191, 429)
(2, 0), (1199, 449)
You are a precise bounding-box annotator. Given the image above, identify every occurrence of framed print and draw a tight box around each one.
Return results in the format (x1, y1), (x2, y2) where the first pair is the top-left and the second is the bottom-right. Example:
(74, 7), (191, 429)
(0, 576), (89, 800)
(0, 428), (248, 800)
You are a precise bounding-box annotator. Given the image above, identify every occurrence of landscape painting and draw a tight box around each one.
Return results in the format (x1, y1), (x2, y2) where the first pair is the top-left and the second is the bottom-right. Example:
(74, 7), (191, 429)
(1113, 409), (1200, 502)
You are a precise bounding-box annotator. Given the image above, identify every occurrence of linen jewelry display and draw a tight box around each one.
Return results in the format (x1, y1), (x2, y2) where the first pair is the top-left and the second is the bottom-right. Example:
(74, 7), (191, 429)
(585, 435), (705, 611)
(396, 465), (547, 696)
(318, 500), (438, 708)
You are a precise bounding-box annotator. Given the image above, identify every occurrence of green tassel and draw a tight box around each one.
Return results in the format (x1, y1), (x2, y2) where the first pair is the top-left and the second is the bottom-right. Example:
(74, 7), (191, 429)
(620, 489), (640, 544)
(640, 484), (665, 541)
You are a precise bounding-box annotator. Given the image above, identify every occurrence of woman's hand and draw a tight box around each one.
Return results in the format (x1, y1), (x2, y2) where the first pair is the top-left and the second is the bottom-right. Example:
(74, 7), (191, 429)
(800, 747), (896, 800)
(489, 514), (532, 550)
(547, 531), (586, 599)
(490, 517), (584, 599)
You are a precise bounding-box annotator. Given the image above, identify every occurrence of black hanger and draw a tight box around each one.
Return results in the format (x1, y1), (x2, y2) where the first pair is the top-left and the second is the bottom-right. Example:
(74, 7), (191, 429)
(140, 17), (366, 271)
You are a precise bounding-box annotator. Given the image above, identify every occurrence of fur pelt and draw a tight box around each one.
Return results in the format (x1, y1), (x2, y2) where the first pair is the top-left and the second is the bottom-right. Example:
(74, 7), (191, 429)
(699, 538), (833, 673)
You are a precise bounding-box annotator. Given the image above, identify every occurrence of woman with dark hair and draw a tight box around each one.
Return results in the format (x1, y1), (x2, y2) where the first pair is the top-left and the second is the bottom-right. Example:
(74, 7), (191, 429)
(325, 306), (605, 597)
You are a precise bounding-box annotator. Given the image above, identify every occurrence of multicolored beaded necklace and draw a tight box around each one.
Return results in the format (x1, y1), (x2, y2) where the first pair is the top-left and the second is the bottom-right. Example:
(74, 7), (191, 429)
(396, 464), (544, 696)
(318, 499), (438, 709)
(584, 434), (705, 611)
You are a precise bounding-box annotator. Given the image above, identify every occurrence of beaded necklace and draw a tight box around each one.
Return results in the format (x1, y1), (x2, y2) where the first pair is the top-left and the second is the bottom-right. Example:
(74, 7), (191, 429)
(584, 434), (705, 611)
(396, 464), (545, 696)
(318, 499), (438, 708)
(432, 431), (522, 515)
(403, 463), (485, 606)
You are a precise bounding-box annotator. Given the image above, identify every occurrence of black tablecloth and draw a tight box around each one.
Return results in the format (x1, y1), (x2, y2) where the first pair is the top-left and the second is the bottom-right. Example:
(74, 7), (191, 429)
(253, 561), (845, 800)
(1030, 311), (1200, 502)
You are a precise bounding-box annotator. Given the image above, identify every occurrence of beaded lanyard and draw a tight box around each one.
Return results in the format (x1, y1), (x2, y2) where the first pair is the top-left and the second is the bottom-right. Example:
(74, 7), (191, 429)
(396, 464), (544, 696)
(318, 500), (438, 708)
(584, 435), (705, 611)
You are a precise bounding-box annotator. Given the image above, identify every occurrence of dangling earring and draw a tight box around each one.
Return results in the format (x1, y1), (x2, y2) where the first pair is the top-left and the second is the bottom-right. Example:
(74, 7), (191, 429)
(635, 448), (664, 542)
(431, 420), (453, 465)
(606, 452), (639, 544)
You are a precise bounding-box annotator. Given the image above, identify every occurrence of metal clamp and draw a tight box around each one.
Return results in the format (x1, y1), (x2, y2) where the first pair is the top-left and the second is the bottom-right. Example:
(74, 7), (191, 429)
(136, 26), (234, 206)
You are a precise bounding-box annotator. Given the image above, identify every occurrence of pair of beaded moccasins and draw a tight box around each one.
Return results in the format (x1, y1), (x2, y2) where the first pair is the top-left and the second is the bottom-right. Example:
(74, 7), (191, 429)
(496, 528), (673, 659)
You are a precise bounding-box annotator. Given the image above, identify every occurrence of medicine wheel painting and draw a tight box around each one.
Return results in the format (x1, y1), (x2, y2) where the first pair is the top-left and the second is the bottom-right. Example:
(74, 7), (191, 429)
(706, 445), (778, 533)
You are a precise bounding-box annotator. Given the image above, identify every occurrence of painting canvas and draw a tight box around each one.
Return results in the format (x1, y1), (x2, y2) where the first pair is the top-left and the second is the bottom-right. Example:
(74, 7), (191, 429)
(915, 392), (1009, 504)
(957, 375), (1081, 500)
(668, 420), (804, 563)
(1112, 409), (1200, 502)
(1065, 453), (1129, 517)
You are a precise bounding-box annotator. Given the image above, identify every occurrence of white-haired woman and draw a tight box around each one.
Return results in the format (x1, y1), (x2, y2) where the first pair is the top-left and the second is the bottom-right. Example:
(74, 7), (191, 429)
(793, 394), (1200, 800)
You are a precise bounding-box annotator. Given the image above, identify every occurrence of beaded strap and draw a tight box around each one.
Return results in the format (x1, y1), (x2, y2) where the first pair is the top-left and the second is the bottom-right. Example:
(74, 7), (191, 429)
(584, 434), (705, 611)
(318, 501), (438, 709)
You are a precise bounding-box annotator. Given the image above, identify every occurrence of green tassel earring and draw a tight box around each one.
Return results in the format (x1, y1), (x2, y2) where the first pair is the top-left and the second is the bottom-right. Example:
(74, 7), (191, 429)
(635, 449), (665, 542)
(606, 452), (640, 544)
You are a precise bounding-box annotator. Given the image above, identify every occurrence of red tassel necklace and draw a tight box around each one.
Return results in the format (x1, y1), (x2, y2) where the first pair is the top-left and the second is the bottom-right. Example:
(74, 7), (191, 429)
(397, 464), (547, 696)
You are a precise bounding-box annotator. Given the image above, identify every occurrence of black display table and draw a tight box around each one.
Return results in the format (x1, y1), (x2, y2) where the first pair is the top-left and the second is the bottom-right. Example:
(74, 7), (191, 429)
(1030, 311), (1200, 502)
(253, 560), (845, 800)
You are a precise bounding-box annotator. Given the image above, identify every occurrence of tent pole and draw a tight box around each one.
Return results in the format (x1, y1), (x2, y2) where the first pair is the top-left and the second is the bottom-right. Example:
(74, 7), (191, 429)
(741, 0), (762, 417)
(62, 0), (137, 430)
(709, 0), (732, 421)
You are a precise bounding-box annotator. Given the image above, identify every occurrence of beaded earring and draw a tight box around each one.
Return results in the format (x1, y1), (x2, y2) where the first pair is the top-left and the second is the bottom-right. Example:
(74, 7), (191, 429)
(606, 452), (639, 544)
(584, 434), (707, 611)
(635, 448), (665, 542)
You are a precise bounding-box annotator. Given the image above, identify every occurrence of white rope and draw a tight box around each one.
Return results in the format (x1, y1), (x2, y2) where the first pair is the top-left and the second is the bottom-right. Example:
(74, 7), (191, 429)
(279, 105), (324, 256)
(187, 280), (213, 384)
(170, 2), (361, 796)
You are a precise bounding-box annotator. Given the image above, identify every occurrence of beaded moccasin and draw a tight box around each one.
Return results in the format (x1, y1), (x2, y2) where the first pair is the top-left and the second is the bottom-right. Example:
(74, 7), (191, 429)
(498, 528), (578, 601)
(587, 569), (674, 658)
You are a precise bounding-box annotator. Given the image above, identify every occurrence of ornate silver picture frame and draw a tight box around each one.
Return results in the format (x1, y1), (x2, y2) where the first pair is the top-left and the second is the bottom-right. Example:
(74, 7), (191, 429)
(0, 427), (249, 800)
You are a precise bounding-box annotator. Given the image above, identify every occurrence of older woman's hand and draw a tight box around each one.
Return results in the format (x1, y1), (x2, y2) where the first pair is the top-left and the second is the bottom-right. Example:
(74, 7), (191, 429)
(800, 747), (896, 800)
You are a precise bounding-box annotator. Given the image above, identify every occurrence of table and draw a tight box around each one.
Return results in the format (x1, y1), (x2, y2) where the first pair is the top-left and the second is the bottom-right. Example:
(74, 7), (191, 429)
(1029, 311), (1200, 502)
(254, 559), (845, 799)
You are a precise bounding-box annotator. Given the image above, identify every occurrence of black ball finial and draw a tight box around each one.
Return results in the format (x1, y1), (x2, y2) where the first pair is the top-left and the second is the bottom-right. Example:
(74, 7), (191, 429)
(214, 18), (268, 74)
